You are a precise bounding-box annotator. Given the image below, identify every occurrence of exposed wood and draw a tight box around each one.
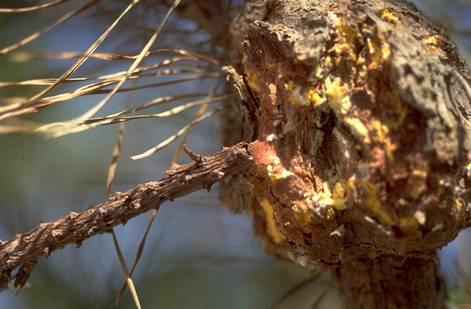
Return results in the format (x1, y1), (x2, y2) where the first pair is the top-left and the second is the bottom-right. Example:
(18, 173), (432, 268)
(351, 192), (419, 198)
(0, 0), (470, 307)
(222, 0), (471, 307)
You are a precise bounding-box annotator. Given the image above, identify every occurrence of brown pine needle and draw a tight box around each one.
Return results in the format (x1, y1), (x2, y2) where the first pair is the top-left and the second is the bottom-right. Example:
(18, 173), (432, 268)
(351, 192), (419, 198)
(0, 119), (40, 134)
(105, 85), (131, 196)
(61, 0), (183, 124)
(0, 74), (218, 121)
(89, 94), (226, 121)
(85, 74), (219, 95)
(111, 231), (142, 309)
(106, 122), (126, 197)
(131, 109), (218, 160)
(0, 0), (98, 55)
(0, 0), (70, 13)
(29, 0), (143, 102)
(24, 48), (220, 64)
(0, 57), (188, 88)
(0, 94), (216, 135)
(106, 85), (141, 309)
(35, 95), (225, 138)
(0, 62), (210, 88)
(0, 78), (88, 88)
(116, 94), (215, 305)
(115, 208), (157, 306)
(105, 77), (134, 197)
(108, 84), (144, 309)
(116, 93), (208, 115)
(99, 65), (212, 81)
(16, 0), (184, 130)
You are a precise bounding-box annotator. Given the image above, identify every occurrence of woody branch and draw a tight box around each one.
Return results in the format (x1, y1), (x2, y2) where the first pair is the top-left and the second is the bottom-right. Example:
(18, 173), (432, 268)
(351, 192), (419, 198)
(0, 143), (253, 291)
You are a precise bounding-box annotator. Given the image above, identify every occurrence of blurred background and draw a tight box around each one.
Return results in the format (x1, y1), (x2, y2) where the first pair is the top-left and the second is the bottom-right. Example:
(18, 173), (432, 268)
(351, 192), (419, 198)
(0, 0), (470, 308)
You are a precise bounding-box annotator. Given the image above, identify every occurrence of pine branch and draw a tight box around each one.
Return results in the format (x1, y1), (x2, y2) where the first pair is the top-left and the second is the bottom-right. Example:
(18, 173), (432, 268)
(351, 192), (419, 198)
(0, 143), (253, 291)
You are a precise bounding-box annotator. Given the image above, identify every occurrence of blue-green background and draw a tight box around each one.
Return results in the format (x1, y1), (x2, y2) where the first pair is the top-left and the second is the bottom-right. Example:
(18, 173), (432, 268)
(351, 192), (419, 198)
(0, 1), (469, 308)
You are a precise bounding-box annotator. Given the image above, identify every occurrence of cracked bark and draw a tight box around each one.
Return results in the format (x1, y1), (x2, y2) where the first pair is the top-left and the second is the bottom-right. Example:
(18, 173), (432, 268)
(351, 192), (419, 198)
(1, 0), (470, 307)
(222, 0), (471, 307)
(0, 143), (253, 291)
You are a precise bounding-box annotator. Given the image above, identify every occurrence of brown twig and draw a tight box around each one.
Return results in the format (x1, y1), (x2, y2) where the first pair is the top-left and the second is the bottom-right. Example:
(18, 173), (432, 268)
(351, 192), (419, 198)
(0, 142), (253, 291)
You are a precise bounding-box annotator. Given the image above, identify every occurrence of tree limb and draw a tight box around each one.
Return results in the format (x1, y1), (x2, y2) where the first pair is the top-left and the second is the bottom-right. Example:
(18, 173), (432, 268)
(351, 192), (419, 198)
(0, 142), (253, 291)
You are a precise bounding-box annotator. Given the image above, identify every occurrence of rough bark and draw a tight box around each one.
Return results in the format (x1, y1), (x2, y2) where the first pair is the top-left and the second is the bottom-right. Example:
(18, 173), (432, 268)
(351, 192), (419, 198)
(0, 143), (253, 291)
(222, 0), (471, 307)
(1, 0), (470, 307)
(338, 254), (443, 308)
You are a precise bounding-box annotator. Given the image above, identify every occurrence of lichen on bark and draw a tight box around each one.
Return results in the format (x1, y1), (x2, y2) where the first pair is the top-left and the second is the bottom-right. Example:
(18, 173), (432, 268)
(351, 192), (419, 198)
(222, 0), (471, 307)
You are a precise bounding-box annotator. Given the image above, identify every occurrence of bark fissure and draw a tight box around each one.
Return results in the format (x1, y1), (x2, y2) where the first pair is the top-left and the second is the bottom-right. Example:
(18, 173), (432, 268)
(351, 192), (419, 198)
(222, 0), (471, 307)
(1, 0), (470, 307)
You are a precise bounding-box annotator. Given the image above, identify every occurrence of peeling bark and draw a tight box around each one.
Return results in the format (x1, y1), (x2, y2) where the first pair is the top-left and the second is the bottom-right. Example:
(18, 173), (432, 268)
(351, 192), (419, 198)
(0, 0), (470, 307)
(222, 0), (471, 307)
